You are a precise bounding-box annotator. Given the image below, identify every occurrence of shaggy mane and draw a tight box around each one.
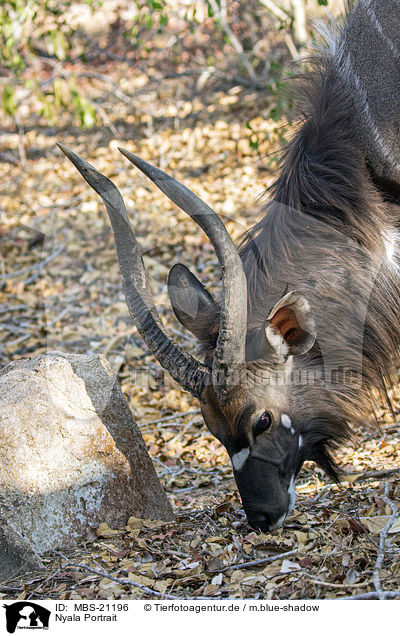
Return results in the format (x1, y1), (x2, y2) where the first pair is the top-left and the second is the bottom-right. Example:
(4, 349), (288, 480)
(240, 53), (388, 296)
(236, 45), (400, 424)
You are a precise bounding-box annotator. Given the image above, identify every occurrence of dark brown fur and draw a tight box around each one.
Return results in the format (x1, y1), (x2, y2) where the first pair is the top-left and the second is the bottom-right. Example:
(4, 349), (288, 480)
(196, 46), (400, 478)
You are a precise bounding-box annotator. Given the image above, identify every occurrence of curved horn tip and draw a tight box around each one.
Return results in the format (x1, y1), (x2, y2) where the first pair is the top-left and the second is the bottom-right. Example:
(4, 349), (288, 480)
(118, 147), (140, 165)
(57, 143), (121, 204)
(56, 142), (76, 161)
(118, 147), (168, 182)
(56, 142), (93, 173)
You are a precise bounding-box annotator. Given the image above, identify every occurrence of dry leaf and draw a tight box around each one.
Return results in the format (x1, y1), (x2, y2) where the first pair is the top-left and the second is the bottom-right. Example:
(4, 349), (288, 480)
(280, 560), (301, 573)
(125, 516), (166, 531)
(154, 579), (173, 594)
(127, 573), (154, 587)
(211, 573), (223, 585)
(360, 516), (390, 534)
(96, 522), (120, 537)
(388, 518), (400, 534)
(98, 579), (124, 596)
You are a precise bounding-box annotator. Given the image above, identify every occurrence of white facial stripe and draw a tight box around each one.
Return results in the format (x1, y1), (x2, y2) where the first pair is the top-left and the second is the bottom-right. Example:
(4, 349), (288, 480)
(281, 413), (291, 428)
(281, 413), (295, 435)
(231, 447), (250, 472)
(288, 475), (296, 514)
(298, 434), (303, 449)
(270, 513), (287, 531)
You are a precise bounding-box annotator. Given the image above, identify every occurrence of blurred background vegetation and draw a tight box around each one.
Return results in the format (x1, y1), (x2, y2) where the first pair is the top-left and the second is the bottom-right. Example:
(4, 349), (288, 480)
(1, 0), (342, 136)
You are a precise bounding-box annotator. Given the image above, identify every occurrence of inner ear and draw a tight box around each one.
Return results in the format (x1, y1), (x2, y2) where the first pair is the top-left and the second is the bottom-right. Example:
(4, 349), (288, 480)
(269, 307), (302, 344)
(168, 263), (220, 345)
(266, 291), (316, 356)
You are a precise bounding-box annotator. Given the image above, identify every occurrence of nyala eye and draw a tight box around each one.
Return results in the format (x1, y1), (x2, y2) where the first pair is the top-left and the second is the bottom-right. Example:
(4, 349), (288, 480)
(254, 411), (273, 436)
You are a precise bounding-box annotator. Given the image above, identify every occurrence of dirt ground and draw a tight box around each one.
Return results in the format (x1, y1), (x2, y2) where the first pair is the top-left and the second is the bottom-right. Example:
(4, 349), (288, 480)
(1, 1), (399, 600)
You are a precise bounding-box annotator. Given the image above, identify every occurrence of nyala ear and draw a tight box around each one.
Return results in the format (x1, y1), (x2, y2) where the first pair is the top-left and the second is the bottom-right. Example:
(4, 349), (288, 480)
(168, 263), (220, 346)
(265, 291), (316, 356)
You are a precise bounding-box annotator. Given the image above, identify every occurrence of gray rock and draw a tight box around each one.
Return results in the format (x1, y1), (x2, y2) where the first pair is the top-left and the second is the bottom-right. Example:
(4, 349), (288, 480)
(0, 520), (44, 581)
(0, 351), (173, 579)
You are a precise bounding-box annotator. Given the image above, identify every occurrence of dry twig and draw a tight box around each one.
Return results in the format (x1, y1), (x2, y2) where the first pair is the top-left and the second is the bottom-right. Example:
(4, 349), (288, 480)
(144, 410), (201, 427)
(207, 0), (260, 85)
(54, 551), (178, 599)
(259, 0), (289, 22)
(227, 549), (298, 571)
(341, 590), (400, 600)
(344, 468), (400, 483)
(0, 245), (64, 281)
(26, 567), (64, 600)
(373, 483), (399, 600)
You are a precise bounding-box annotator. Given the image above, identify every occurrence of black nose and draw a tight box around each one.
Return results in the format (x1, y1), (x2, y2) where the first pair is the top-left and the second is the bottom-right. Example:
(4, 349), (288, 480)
(246, 511), (286, 532)
(247, 512), (270, 532)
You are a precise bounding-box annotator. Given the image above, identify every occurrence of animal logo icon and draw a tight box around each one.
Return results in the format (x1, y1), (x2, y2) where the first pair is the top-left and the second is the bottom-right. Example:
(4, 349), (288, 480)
(3, 602), (50, 634)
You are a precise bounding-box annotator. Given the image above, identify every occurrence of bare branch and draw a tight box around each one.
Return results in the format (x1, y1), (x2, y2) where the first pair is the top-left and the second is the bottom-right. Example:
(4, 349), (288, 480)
(284, 33), (300, 59)
(361, 423), (400, 441)
(87, 99), (121, 139)
(143, 410), (201, 427)
(0, 245), (64, 281)
(343, 467), (400, 483)
(0, 304), (29, 314)
(373, 483), (399, 599)
(341, 591), (400, 600)
(55, 551), (178, 599)
(227, 549), (298, 571)
(259, 0), (289, 22)
(26, 567), (64, 600)
(208, 0), (260, 85)
(290, 0), (308, 44)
